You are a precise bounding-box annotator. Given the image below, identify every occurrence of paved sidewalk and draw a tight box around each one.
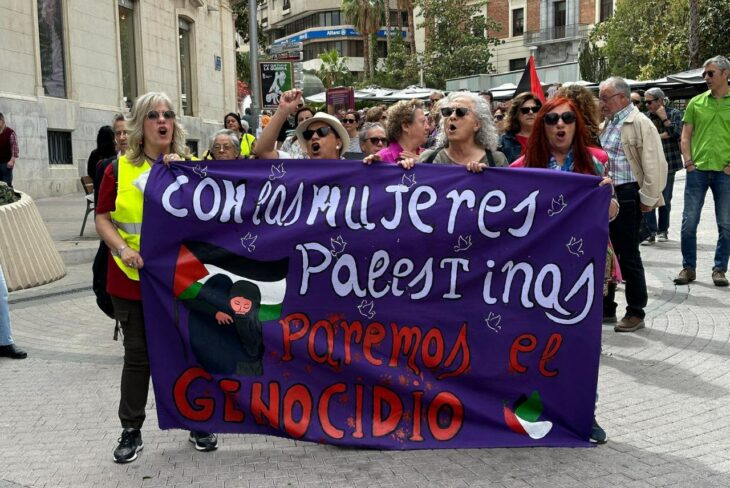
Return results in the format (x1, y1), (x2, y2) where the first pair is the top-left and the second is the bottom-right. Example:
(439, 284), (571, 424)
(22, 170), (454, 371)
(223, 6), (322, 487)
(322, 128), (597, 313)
(1, 173), (729, 487)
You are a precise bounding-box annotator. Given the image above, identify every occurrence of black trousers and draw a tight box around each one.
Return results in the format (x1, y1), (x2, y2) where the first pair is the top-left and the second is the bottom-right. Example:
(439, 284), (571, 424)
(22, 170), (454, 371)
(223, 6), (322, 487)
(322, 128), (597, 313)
(112, 296), (150, 430)
(604, 183), (648, 319)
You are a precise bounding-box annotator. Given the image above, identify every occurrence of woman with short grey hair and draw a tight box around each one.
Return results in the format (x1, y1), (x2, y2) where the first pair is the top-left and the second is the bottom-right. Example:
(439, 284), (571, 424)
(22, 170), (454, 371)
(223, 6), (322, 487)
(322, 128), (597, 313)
(208, 129), (242, 160)
(417, 91), (507, 172)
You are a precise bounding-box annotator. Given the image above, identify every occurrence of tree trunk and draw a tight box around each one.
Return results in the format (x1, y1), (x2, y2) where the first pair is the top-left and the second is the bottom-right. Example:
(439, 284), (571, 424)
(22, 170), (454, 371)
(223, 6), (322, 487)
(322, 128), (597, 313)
(406, 4), (416, 55)
(363, 35), (371, 83)
(385, 0), (391, 54)
(688, 0), (700, 68)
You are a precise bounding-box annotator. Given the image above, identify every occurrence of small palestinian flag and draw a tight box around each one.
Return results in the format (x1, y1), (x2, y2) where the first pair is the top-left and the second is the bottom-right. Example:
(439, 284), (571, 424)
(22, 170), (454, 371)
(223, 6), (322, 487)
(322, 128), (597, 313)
(173, 241), (289, 321)
(503, 391), (553, 440)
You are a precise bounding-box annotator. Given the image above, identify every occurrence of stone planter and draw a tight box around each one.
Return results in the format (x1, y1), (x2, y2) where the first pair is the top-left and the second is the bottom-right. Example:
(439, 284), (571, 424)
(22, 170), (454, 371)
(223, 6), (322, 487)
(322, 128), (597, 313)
(0, 191), (66, 291)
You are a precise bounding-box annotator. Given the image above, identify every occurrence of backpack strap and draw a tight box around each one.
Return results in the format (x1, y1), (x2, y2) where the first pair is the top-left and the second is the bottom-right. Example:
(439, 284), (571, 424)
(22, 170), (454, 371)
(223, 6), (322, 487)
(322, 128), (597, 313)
(486, 150), (495, 167)
(423, 148), (442, 164)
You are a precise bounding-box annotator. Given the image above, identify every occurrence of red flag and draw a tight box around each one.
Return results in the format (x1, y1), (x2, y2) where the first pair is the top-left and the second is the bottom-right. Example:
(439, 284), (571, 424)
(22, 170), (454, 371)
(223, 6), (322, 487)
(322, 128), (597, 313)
(514, 55), (545, 103)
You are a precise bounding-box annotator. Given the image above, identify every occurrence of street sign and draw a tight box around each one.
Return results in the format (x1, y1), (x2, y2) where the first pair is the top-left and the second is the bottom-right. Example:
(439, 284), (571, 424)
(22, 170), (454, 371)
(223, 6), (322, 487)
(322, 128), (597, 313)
(271, 51), (303, 61)
(269, 42), (303, 54)
(258, 61), (294, 109)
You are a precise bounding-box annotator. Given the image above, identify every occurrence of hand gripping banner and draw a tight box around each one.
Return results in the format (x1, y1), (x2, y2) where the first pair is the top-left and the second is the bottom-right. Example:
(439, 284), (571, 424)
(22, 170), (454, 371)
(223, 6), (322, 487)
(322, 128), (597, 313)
(140, 159), (610, 449)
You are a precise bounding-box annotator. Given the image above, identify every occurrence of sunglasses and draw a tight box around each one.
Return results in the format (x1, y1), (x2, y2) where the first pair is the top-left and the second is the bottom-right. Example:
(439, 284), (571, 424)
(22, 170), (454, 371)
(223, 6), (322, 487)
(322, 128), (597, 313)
(342, 118), (357, 124)
(146, 110), (175, 120)
(544, 111), (577, 125)
(632, 100), (642, 106)
(301, 126), (333, 140)
(644, 98), (656, 105)
(440, 107), (470, 117)
(494, 114), (504, 121)
(702, 70), (716, 78)
(519, 106), (541, 114)
(367, 137), (388, 145)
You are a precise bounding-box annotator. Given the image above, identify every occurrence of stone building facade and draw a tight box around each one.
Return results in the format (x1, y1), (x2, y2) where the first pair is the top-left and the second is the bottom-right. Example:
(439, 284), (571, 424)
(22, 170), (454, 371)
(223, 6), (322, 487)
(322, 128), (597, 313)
(0, 0), (238, 198)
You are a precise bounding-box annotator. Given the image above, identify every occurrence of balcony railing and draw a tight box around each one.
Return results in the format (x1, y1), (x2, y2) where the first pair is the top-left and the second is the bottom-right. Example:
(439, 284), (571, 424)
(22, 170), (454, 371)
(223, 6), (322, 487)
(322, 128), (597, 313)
(523, 23), (589, 46)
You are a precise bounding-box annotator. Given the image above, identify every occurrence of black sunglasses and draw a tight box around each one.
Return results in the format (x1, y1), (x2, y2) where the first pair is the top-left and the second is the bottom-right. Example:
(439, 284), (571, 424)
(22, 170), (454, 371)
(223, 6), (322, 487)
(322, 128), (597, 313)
(702, 70), (716, 78)
(367, 137), (387, 145)
(147, 110), (175, 120)
(519, 106), (541, 114)
(632, 100), (642, 106)
(342, 118), (357, 124)
(440, 107), (470, 117)
(644, 98), (656, 104)
(544, 111), (577, 125)
(301, 126), (333, 140)
(494, 114), (504, 121)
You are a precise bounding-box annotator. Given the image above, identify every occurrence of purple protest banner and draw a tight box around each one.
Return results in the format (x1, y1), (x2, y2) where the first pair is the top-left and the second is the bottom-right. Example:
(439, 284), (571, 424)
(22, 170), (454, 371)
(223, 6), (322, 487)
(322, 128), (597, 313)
(140, 158), (610, 449)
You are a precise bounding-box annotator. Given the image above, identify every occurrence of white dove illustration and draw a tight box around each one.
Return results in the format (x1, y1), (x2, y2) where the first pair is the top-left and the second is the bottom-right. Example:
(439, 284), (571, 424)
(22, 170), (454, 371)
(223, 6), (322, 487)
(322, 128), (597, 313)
(454, 235), (472, 252)
(269, 163), (286, 181)
(548, 194), (567, 216)
(192, 164), (208, 179)
(357, 299), (375, 319)
(484, 312), (502, 333)
(566, 236), (584, 257)
(241, 232), (257, 252)
(330, 235), (347, 257)
(401, 173), (416, 189)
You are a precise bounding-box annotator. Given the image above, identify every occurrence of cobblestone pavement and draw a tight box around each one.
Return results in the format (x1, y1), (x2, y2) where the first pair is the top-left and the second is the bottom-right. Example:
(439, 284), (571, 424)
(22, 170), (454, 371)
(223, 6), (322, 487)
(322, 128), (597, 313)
(1, 173), (729, 487)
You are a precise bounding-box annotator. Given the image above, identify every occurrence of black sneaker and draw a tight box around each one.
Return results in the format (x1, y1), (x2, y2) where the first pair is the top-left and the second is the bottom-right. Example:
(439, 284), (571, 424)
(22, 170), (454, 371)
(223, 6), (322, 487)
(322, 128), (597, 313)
(189, 431), (218, 451)
(113, 428), (143, 463)
(640, 234), (656, 246)
(602, 314), (617, 324)
(657, 231), (668, 242)
(590, 419), (607, 444)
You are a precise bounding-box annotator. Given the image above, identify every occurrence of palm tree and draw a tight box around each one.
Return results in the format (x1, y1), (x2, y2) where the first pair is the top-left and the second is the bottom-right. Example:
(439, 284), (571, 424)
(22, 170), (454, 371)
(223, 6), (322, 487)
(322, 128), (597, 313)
(397, 0), (416, 54)
(318, 49), (350, 88)
(342, 0), (385, 80)
(688, 0), (700, 68)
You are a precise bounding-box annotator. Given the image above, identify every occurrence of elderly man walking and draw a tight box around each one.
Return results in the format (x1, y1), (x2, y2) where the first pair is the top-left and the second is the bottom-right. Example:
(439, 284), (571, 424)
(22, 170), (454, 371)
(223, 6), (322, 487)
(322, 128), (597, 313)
(599, 77), (667, 333)
(674, 55), (730, 287)
(641, 87), (684, 244)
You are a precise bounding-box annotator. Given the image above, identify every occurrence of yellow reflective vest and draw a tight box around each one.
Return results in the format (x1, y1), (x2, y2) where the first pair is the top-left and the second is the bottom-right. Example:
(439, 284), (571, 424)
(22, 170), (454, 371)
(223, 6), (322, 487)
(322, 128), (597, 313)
(110, 155), (149, 281)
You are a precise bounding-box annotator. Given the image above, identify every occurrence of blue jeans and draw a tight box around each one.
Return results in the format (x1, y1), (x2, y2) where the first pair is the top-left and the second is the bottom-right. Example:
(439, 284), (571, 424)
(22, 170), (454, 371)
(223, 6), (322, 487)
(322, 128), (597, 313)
(644, 171), (676, 234)
(0, 264), (14, 346)
(680, 169), (730, 271)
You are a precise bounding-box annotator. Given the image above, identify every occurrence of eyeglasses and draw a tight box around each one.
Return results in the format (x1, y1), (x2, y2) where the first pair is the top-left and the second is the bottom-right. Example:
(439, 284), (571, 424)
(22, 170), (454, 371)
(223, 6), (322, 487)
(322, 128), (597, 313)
(213, 144), (233, 152)
(599, 93), (622, 103)
(544, 111), (577, 125)
(366, 137), (387, 146)
(494, 114), (504, 121)
(702, 70), (716, 78)
(440, 107), (471, 118)
(301, 126), (333, 140)
(146, 110), (176, 120)
(632, 100), (642, 106)
(342, 118), (357, 124)
(644, 98), (656, 105)
(519, 106), (541, 114)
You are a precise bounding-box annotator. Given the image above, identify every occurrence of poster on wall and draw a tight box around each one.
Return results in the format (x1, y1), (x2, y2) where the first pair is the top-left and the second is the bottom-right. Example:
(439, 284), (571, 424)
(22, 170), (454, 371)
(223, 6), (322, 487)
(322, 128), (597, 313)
(259, 62), (295, 110)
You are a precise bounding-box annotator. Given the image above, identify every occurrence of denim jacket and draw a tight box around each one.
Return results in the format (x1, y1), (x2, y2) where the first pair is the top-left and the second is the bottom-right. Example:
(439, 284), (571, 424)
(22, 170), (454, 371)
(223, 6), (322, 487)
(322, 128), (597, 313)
(499, 132), (524, 163)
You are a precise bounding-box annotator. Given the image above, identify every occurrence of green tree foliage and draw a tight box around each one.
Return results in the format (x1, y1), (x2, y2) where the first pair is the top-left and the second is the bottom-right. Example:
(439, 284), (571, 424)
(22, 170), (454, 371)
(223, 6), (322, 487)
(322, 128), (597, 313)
(232, 0), (268, 82)
(372, 35), (420, 88)
(318, 49), (353, 88)
(586, 0), (730, 80)
(414, 0), (502, 89)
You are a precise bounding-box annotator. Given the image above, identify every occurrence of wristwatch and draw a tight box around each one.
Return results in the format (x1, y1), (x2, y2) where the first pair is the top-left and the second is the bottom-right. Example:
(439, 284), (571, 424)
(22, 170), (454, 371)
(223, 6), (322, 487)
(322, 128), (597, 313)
(112, 245), (128, 257)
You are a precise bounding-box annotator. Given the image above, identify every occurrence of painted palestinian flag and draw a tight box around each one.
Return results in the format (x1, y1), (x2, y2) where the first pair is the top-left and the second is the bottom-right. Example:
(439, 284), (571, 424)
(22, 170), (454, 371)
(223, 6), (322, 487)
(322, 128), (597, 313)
(503, 391), (553, 440)
(173, 241), (289, 321)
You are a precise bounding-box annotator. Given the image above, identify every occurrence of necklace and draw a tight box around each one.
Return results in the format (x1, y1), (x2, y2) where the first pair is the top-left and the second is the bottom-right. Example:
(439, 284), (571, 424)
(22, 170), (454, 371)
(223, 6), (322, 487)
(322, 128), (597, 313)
(143, 152), (160, 162)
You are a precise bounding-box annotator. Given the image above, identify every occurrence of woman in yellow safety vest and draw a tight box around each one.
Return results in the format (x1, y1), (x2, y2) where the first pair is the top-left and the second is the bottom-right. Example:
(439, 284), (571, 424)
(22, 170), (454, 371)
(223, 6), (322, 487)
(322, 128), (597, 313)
(224, 112), (255, 158)
(95, 92), (218, 463)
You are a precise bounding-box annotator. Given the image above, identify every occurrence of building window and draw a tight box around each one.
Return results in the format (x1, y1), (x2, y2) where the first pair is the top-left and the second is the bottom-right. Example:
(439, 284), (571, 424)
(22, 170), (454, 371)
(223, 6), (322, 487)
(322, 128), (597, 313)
(178, 18), (194, 116)
(37, 0), (67, 98)
(554, 1), (566, 38)
(118, 0), (138, 108)
(283, 0), (290, 10)
(512, 8), (524, 36)
(47, 131), (73, 165)
(472, 15), (484, 38)
(600, 0), (613, 21)
(509, 58), (526, 71)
